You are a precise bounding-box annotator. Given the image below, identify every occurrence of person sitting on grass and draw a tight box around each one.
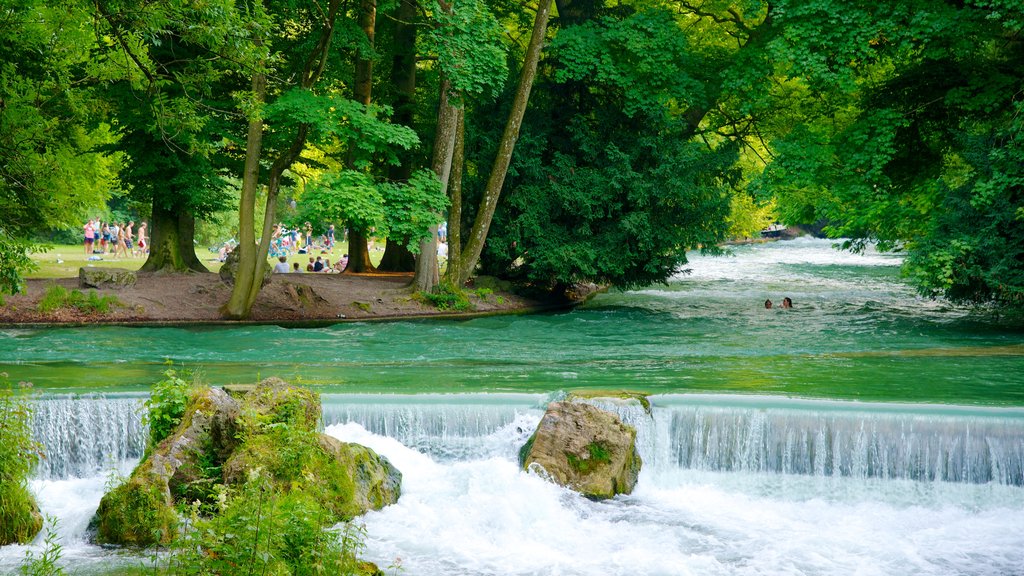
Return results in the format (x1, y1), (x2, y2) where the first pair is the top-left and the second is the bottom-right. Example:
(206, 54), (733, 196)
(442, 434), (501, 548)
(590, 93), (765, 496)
(292, 261), (301, 273)
(273, 255), (290, 273)
(306, 257), (315, 272)
(313, 256), (325, 273)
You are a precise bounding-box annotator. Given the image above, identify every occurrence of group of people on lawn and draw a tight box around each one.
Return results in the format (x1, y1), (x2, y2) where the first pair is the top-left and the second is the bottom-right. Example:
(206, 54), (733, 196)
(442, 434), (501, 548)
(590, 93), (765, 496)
(273, 254), (349, 274)
(83, 218), (147, 258)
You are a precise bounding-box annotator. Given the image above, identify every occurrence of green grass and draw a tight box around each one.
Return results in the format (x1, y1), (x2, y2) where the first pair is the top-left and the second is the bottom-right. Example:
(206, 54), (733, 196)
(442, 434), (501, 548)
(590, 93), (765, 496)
(27, 244), (385, 278)
(37, 284), (123, 314)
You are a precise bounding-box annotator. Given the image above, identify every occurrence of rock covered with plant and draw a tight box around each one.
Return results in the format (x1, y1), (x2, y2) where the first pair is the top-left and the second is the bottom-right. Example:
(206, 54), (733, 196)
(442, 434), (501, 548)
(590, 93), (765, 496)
(92, 373), (400, 573)
(519, 399), (642, 500)
(0, 377), (44, 545)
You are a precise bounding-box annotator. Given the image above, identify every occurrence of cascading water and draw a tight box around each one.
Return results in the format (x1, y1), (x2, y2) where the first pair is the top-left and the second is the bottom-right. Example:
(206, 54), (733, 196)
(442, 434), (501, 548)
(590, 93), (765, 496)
(30, 393), (147, 480)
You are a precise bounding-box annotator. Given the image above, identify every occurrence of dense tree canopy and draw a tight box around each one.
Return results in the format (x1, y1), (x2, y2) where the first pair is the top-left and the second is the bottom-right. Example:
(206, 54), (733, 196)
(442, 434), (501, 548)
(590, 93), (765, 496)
(0, 0), (1021, 313)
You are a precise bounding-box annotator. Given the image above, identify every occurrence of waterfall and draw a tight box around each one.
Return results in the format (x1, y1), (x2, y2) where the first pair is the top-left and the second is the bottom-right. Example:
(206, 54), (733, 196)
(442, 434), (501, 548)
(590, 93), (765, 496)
(650, 397), (1024, 485)
(28, 392), (1024, 486)
(30, 394), (147, 480)
(320, 394), (544, 462)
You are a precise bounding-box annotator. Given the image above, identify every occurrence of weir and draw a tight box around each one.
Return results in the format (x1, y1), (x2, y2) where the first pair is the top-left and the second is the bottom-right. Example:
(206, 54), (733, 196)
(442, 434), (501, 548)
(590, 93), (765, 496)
(30, 393), (147, 480)
(27, 393), (1024, 486)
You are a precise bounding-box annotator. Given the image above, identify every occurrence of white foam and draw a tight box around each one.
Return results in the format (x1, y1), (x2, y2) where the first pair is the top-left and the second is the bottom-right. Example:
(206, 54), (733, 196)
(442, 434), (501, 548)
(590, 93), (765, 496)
(325, 423), (1024, 576)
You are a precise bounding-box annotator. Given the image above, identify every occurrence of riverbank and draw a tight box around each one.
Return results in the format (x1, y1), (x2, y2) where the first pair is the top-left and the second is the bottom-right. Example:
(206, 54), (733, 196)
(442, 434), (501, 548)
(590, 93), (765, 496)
(0, 271), (560, 326)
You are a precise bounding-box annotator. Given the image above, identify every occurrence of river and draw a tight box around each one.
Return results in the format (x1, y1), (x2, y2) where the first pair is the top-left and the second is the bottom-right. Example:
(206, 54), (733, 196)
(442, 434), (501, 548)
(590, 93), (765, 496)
(2, 237), (1023, 574)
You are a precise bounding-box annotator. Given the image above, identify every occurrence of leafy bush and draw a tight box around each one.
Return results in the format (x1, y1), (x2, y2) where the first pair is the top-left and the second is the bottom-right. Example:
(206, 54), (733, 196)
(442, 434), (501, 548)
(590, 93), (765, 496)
(0, 375), (43, 544)
(415, 282), (472, 311)
(143, 367), (193, 449)
(473, 287), (493, 300)
(167, 475), (369, 575)
(37, 285), (122, 314)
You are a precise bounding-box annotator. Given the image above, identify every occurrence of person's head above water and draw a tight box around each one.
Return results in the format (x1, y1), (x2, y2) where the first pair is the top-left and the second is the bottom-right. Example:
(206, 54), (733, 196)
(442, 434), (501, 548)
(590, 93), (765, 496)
(764, 299), (773, 309)
(782, 297), (793, 308)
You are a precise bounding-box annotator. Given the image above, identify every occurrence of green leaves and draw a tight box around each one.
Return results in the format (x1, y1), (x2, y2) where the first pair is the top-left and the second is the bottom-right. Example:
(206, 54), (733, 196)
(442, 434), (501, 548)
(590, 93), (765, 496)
(424, 0), (508, 100)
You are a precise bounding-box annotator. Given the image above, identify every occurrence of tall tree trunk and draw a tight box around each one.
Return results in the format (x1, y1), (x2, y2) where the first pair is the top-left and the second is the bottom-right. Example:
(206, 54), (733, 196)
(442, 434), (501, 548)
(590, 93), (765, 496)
(345, 0), (379, 274)
(223, 1), (342, 318)
(378, 0), (419, 273)
(444, 109), (465, 285)
(140, 199), (208, 272)
(221, 71), (267, 319)
(456, 0), (552, 286)
(412, 79), (458, 292)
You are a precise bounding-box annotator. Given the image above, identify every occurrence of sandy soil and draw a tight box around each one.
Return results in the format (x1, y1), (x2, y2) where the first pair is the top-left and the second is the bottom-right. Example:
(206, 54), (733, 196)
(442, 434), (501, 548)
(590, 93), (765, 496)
(0, 269), (556, 325)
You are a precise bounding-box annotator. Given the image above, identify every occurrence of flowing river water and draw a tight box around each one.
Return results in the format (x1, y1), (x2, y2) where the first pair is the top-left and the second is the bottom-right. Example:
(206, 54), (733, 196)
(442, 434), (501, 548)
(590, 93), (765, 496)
(2, 237), (1024, 574)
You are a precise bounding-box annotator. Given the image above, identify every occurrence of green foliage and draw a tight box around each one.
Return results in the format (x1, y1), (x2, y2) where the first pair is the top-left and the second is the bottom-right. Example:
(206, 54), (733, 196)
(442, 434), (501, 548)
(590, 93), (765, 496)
(36, 285), (122, 315)
(19, 517), (66, 576)
(424, 0), (509, 100)
(415, 282), (473, 311)
(94, 470), (178, 546)
(379, 169), (449, 253)
(479, 7), (734, 290)
(473, 287), (493, 300)
(143, 367), (193, 449)
(168, 479), (368, 576)
(727, 195), (777, 240)
(0, 375), (43, 545)
(0, 231), (37, 295)
(756, 0), (1024, 308)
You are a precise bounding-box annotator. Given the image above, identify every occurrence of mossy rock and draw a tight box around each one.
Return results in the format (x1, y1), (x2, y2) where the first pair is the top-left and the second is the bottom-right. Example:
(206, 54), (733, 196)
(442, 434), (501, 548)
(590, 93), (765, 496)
(521, 401), (641, 500)
(218, 249), (272, 287)
(318, 435), (402, 514)
(565, 390), (652, 414)
(0, 484), (43, 545)
(93, 465), (177, 546)
(223, 431), (400, 521)
(93, 387), (239, 545)
(240, 377), (321, 433)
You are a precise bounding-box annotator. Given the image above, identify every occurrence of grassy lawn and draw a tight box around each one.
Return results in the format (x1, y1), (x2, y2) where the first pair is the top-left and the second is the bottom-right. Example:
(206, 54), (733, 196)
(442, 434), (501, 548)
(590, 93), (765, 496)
(27, 244), (378, 279)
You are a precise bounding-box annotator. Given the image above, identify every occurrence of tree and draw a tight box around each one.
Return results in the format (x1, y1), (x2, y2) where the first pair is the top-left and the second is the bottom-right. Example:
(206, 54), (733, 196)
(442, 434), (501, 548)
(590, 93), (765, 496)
(0, 2), (115, 292)
(91, 0), (241, 272)
(755, 0), (1024, 308)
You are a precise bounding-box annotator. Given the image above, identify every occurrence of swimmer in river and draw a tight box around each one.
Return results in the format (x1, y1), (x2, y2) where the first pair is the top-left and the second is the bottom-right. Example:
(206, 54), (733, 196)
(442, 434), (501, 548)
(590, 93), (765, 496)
(765, 299), (773, 309)
(782, 297), (792, 309)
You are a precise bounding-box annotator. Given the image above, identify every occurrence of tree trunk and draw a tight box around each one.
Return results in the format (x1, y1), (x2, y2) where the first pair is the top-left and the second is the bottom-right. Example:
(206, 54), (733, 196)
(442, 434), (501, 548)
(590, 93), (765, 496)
(140, 199), (208, 273)
(345, 0), (379, 274)
(378, 0), (419, 273)
(221, 72), (267, 319)
(456, 0), (552, 286)
(443, 109), (465, 285)
(345, 228), (376, 273)
(412, 79), (458, 292)
(222, 0), (343, 318)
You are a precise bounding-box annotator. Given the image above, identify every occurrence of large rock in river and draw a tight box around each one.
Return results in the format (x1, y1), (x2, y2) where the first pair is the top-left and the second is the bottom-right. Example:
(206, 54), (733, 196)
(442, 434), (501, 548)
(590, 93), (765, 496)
(93, 387), (241, 546)
(520, 401), (641, 500)
(222, 378), (401, 519)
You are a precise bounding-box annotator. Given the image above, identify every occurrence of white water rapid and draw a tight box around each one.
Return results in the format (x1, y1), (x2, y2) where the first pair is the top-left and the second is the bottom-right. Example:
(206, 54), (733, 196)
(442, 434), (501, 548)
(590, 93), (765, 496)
(3, 393), (1023, 575)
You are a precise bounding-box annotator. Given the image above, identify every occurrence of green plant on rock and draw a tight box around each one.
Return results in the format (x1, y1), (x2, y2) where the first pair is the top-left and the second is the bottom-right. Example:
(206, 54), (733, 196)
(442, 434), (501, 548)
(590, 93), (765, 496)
(565, 442), (612, 475)
(143, 366), (193, 449)
(168, 475), (369, 576)
(0, 375), (43, 545)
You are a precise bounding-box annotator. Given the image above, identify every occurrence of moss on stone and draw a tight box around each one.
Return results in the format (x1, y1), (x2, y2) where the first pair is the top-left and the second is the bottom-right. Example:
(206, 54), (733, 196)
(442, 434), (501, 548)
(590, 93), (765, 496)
(518, 432), (537, 469)
(94, 468), (177, 546)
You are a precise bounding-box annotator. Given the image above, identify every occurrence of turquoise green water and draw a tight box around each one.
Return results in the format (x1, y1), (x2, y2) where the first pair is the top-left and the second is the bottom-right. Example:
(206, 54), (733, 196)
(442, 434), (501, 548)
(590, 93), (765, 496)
(2, 238), (1023, 404)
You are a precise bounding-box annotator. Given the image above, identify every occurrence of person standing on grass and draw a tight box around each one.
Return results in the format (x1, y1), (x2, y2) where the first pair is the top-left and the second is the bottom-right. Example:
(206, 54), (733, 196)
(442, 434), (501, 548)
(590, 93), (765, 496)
(305, 221), (313, 251)
(84, 220), (95, 254)
(137, 222), (148, 255)
(326, 224), (335, 253)
(125, 221), (135, 256)
(116, 223), (129, 258)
